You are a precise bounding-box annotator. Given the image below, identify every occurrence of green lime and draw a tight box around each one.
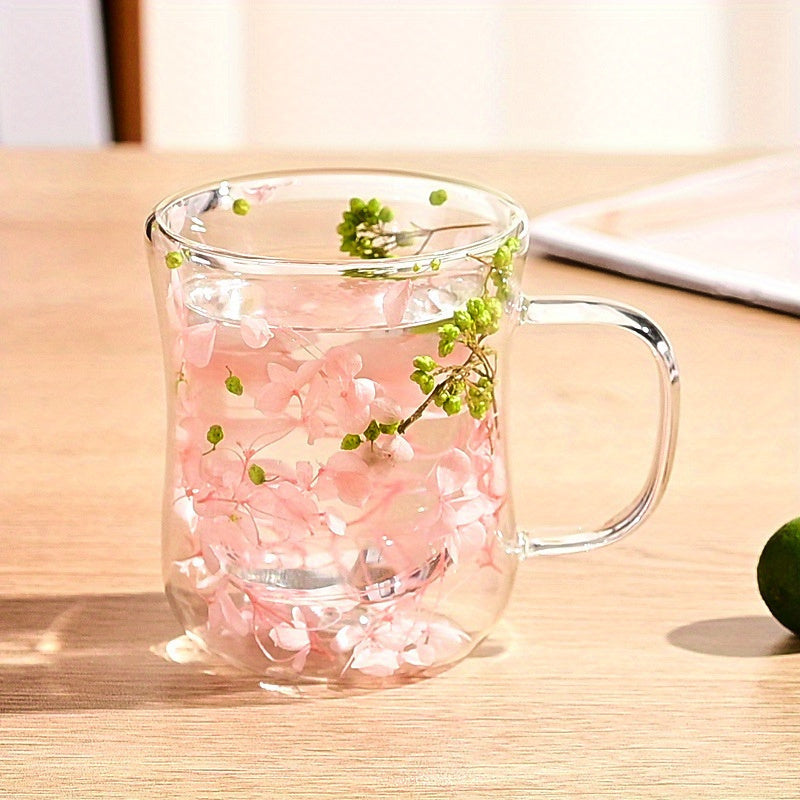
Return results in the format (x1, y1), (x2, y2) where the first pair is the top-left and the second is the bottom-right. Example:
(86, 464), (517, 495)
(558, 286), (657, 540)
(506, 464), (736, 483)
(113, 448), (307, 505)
(757, 517), (800, 636)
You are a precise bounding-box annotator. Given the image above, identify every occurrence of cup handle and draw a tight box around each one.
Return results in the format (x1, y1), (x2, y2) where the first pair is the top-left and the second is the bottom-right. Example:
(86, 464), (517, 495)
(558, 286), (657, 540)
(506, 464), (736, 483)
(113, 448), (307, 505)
(515, 296), (680, 557)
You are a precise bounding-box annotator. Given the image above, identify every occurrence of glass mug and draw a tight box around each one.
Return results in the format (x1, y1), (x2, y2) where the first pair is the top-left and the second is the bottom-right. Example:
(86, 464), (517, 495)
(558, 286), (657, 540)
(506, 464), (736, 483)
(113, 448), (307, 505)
(146, 169), (679, 685)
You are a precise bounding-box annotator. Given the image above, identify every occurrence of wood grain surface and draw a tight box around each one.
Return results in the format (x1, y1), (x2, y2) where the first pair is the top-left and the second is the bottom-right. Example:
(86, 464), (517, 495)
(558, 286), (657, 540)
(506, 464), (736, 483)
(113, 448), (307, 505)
(1, 148), (799, 799)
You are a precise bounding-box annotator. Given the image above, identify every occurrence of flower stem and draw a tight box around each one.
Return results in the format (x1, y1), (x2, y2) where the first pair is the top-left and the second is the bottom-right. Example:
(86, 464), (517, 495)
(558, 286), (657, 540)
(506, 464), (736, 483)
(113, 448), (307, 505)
(397, 384), (447, 435)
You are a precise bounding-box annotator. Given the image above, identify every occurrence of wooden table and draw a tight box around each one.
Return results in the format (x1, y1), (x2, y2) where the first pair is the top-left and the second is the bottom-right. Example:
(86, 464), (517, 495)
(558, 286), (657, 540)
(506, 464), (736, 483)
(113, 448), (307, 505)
(2, 149), (799, 798)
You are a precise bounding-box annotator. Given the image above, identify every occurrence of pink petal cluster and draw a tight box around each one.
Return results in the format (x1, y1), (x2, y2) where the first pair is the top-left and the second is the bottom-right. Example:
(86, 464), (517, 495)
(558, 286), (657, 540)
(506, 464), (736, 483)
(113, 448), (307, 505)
(415, 448), (497, 564)
(162, 288), (510, 680)
(305, 346), (377, 436)
(254, 345), (392, 444)
(333, 605), (469, 677)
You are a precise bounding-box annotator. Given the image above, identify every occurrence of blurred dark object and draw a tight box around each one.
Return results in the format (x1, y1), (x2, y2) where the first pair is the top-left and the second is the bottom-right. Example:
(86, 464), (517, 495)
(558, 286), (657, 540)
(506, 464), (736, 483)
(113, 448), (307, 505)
(101, 0), (142, 142)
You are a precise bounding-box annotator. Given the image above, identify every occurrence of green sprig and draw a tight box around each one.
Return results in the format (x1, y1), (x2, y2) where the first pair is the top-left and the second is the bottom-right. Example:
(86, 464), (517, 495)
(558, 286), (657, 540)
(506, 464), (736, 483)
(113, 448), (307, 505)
(395, 236), (521, 433)
(337, 190), (488, 259)
(334, 192), (521, 446)
(340, 418), (402, 451)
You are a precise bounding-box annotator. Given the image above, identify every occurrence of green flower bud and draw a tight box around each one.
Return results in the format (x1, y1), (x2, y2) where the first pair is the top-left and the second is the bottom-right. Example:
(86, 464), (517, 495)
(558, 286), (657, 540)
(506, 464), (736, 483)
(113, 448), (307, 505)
(232, 198), (250, 216)
(341, 433), (362, 450)
(165, 250), (184, 269)
(485, 296), (503, 320)
(248, 463), (266, 485)
(493, 246), (512, 269)
(438, 323), (459, 341)
(379, 421), (399, 435)
(505, 236), (521, 253)
(429, 189), (448, 206)
(367, 198), (381, 215)
(412, 263), (421, 272)
(443, 395), (462, 416)
(337, 221), (356, 237)
(413, 355), (436, 372)
(349, 197), (365, 213)
(438, 339), (455, 358)
(453, 309), (474, 331)
(466, 297), (485, 319)
(469, 403), (488, 420)
(378, 206), (394, 223)
(225, 374), (244, 396)
(430, 258), (442, 271)
(475, 310), (493, 332)
(363, 420), (381, 442)
(434, 391), (449, 408)
(449, 377), (466, 395)
(417, 373), (434, 394)
(410, 369), (426, 385)
(206, 425), (224, 446)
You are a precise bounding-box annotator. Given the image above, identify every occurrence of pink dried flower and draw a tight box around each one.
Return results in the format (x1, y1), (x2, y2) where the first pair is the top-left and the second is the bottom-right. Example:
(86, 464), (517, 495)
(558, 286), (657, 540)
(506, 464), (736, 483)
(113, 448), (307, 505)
(240, 315), (274, 348)
(256, 360), (321, 415)
(207, 587), (252, 638)
(268, 607), (311, 671)
(305, 346), (377, 434)
(350, 639), (403, 676)
(370, 433), (414, 464)
(181, 321), (217, 368)
(333, 611), (469, 677)
(403, 620), (469, 667)
(382, 281), (413, 327)
(317, 451), (372, 507)
(417, 448), (497, 562)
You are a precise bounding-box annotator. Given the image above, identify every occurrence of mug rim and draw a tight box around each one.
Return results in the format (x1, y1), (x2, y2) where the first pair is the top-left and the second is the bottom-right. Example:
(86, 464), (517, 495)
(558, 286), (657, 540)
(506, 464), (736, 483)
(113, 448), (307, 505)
(148, 167), (528, 275)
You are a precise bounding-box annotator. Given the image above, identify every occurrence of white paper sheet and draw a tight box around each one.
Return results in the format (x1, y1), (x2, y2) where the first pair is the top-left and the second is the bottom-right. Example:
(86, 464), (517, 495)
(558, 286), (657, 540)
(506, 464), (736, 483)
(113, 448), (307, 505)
(528, 153), (800, 315)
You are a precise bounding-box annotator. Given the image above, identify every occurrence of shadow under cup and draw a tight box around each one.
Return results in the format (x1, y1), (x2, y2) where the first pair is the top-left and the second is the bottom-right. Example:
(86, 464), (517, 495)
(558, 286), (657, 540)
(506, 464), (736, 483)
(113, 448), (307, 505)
(146, 169), (678, 685)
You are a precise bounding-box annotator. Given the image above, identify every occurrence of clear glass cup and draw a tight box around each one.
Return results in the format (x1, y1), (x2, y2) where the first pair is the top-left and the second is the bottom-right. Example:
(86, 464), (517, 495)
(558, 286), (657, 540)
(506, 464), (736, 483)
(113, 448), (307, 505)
(145, 169), (679, 685)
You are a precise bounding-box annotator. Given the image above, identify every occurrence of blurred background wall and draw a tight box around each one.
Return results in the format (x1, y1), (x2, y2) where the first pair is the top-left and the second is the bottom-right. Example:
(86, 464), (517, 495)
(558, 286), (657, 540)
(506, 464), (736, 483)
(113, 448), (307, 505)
(2, 0), (799, 152)
(0, 0), (110, 145)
